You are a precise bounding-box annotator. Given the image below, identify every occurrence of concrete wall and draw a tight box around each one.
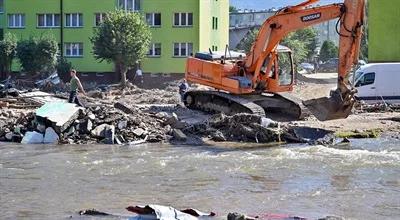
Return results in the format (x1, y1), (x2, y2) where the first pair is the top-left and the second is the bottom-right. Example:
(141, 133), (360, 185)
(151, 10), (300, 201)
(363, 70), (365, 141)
(141, 0), (200, 74)
(368, 0), (400, 62)
(199, 0), (229, 53)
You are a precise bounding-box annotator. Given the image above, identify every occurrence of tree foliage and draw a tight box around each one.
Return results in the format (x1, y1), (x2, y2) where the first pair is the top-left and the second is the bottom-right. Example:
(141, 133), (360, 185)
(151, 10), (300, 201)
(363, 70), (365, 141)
(91, 10), (151, 87)
(16, 35), (58, 75)
(319, 40), (338, 62)
(293, 27), (318, 60)
(230, 6), (239, 13)
(0, 33), (18, 78)
(237, 27), (318, 65)
(57, 57), (73, 82)
(236, 28), (259, 53)
(281, 27), (318, 64)
(360, 24), (368, 61)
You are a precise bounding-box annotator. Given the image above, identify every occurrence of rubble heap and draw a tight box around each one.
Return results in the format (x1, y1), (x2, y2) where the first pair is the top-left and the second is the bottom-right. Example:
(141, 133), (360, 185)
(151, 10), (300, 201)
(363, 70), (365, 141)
(0, 102), (178, 145)
(186, 113), (282, 143)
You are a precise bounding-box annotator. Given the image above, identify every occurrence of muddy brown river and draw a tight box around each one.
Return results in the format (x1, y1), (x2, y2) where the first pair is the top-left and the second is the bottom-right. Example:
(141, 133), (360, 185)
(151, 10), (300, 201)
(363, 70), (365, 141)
(1, 139), (399, 220)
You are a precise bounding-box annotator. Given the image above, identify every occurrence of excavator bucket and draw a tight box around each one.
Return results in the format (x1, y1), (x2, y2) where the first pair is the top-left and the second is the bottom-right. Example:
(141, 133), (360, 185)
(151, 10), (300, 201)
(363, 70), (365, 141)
(303, 89), (355, 121)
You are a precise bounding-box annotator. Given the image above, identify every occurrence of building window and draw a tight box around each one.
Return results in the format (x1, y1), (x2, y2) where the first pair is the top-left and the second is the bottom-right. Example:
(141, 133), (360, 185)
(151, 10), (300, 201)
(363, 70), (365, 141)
(212, 17), (218, 30)
(173, 13), (193, 27)
(173, 43), (193, 57)
(65, 43), (83, 57)
(148, 43), (161, 57)
(37, 14), (60, 28)
(0, 0), (4, 13)
(65, 13), (83, 27)
(146, 13), (161, 27)
(118, 0), (140, 11)
(94, 13), (107, 26)
(8, 14), (25, 28)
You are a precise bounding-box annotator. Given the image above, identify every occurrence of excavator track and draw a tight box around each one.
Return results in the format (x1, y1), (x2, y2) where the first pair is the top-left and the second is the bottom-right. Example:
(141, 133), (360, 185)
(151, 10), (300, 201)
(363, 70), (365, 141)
(252, 92), (311, 121)
(184, 90), (266, 117)
(184, 90), (310, 121)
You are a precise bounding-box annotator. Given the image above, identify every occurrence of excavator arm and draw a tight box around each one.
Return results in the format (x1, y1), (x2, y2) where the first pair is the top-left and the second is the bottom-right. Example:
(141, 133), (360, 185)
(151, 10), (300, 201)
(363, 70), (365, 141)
(244, 0), (365, 120)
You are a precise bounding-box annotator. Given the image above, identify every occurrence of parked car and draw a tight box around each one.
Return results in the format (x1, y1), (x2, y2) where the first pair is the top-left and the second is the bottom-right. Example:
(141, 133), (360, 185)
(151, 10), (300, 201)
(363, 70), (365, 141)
(318, 58), (339, 72)
(300, 62), (315, 74)
(353, 63), (400, 104)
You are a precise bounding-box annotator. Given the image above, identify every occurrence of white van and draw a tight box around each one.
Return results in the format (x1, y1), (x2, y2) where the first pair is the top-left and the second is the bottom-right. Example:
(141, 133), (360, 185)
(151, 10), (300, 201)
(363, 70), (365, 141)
(353, 63), (400, 104)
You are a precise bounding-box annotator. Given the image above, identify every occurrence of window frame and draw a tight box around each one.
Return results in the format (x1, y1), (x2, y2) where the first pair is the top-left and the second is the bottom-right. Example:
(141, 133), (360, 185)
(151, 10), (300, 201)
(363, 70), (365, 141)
(94, 13), (107, 27)
(65, 13), (83, 28)
(148, 43), (162, 57)
(118, 0), (140, 12)
(64, 43), (84, 57)
(173, 12), (193, 27)
(8, 14), (25, 28)
(146, 13), (161, 27)
(173, 42), (193, 57)
(37, 13), (61, 28)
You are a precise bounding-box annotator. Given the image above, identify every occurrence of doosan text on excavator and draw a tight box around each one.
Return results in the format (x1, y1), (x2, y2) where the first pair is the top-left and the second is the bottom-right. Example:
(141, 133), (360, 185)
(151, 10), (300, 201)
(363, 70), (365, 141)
(183, 0), (365, 121)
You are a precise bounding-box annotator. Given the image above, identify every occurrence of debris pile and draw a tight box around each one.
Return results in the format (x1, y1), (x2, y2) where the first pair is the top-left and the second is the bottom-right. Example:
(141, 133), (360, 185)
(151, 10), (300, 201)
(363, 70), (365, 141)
(187, 113), (282, 143)
(0, 101), (178, 145)
(355, 101), (400, 113)
(0, 110), (35, 143)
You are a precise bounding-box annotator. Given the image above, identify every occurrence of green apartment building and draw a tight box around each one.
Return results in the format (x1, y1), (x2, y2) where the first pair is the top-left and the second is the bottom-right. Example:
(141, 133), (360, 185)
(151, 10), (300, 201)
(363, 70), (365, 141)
(368, 0), (400, 62)
(0, 0), (229, 75)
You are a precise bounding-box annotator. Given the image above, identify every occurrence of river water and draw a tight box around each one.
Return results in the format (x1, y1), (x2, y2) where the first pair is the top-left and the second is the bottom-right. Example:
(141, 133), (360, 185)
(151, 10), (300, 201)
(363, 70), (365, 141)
(1, 139), (399, 220)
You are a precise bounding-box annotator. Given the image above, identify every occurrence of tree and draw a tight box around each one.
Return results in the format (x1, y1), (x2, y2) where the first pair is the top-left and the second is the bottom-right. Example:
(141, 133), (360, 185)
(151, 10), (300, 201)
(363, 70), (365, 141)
(0, 33), (18, 79)
(292, 27), (318, 61)
(319, 40), (338, 62)
(230, 6), (239, 13)
(56, 57), (73, 82)
(236, 28), (259, 53)
(16, 35), (58, 75)
(237, 27), (318, 65)
(281, 27), (318, 64)
(91, 10), (151, 87)
(281, 33), (308, 65)
(360, 24), (368, 61)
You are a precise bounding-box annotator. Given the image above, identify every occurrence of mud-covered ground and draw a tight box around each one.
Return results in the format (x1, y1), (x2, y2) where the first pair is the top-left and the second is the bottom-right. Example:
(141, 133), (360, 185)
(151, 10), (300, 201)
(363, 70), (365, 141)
(111, 77), (400, 138)
(1, 75), (399, 145)
(82, 76), (400, 140)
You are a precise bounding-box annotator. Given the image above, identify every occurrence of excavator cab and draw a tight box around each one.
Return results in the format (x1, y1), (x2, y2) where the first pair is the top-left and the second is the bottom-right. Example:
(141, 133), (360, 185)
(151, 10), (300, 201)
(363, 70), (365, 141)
(263, 46), (295, 93)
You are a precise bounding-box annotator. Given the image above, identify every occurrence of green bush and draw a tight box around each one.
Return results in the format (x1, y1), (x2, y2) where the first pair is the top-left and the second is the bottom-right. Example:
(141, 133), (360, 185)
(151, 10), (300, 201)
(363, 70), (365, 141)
(16, 35), (58, 75)
(0, 33), (17, 79)
(56, 57), (73, 82)
(319, 40), (338, 62)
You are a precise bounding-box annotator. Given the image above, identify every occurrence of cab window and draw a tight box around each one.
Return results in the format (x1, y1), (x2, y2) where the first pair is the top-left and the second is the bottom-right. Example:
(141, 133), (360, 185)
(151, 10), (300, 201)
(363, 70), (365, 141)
(355, 72), (375, 87)
(277, 52), (293, 86)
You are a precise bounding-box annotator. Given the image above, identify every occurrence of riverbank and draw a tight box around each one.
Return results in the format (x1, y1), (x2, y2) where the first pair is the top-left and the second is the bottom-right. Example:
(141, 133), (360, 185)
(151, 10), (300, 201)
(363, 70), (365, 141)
(1, 77), (399, 145)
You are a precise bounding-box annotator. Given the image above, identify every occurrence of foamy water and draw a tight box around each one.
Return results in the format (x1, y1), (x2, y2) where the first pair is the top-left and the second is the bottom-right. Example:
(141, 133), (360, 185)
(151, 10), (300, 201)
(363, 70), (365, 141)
(1, 138), (399, 219)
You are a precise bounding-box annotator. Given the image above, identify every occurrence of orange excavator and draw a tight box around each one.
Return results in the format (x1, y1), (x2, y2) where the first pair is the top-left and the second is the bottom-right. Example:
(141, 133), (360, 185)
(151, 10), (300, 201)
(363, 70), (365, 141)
(184, 0), (365, 121)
